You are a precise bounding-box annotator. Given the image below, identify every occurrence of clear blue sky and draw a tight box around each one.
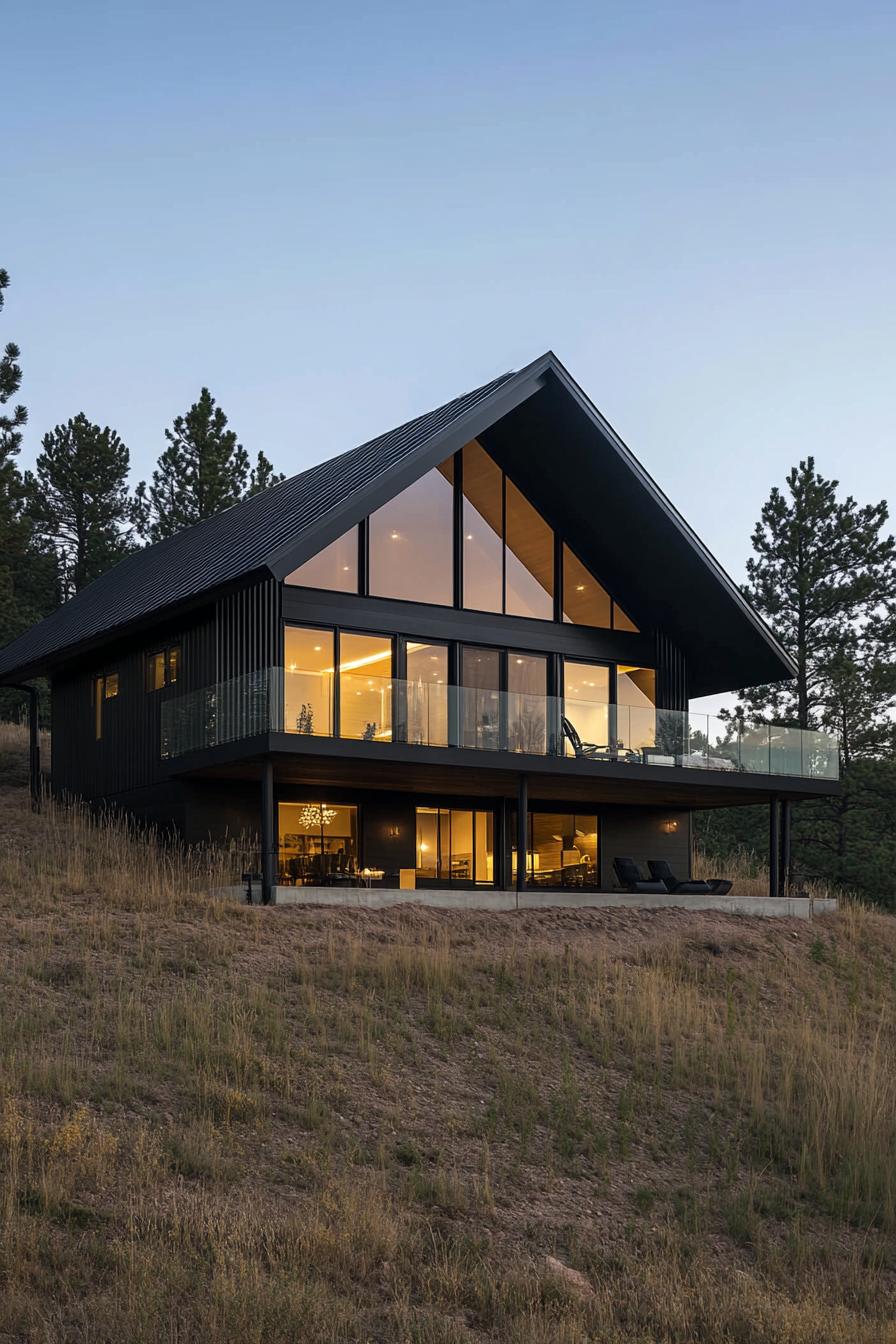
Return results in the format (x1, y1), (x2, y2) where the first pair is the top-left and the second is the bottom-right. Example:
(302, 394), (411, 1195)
(5, 2), (895, 710)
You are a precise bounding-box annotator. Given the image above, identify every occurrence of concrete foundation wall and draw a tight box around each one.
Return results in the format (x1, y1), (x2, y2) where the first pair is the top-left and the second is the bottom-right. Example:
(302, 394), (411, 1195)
(263, 885), (836, 920)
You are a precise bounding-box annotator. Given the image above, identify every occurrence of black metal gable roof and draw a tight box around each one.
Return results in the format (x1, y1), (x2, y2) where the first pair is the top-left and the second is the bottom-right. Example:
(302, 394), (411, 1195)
(0, 351), (796, 694)
(0, 365), (522, 680)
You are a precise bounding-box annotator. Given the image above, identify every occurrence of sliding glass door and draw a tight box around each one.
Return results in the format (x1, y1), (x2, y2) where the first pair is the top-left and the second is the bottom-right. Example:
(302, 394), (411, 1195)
(415, 806), (494, 886)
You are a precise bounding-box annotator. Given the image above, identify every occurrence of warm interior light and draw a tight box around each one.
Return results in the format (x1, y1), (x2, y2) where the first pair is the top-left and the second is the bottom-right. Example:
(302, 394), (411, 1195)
(390, 531), (400, 540)
(661, 819), (679, 834)
(300, 804), (338, 828)
(576, 584), (585, 592)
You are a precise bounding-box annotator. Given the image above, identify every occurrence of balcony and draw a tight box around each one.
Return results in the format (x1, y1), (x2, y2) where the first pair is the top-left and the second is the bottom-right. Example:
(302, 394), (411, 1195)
(160, 667), (839, 781)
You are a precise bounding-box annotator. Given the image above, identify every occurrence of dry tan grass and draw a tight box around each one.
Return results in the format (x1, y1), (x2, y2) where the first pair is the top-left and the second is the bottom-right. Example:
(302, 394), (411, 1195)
(694, 845), (840, 900)
(1, 731), (895, 1341)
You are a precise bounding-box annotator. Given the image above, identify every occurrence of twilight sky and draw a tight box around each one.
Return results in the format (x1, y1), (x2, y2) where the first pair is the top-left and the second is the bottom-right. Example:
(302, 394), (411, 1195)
(5, 2), (895, 711)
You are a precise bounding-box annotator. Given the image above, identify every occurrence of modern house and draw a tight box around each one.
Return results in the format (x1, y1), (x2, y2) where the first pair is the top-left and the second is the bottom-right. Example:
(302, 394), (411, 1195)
(0, 353), (839, 905)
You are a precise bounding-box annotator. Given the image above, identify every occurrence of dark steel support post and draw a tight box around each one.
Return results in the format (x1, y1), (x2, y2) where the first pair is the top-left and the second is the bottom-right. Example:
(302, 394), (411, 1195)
(496, 797), (507, 890)
(261, 759), (275, 906)
(769, 799), (780, 899)
(6, 683), (40, 811)
(516, 773), (528, 901)
(780, 800), (792, 896)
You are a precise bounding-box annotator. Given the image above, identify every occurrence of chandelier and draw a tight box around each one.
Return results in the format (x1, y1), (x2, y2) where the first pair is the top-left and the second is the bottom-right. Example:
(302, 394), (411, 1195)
(300, 804), (338, 829)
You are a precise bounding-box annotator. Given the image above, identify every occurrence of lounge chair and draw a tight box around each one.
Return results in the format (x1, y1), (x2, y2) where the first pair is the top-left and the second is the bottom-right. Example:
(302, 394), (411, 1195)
(613, 857), (667, 894)
(648, 859), (732, 896)
(562, 717), (641, 764)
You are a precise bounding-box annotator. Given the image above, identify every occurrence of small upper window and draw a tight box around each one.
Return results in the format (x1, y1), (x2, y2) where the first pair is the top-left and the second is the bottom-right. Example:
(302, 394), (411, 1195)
(94, 671), (119, 739)
(147, 645), (181, 691)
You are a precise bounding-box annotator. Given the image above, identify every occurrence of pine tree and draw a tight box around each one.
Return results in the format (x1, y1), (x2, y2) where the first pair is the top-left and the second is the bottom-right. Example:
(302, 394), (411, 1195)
(25, 415), (134, 598)
(247, 449), (285, 497)
(132, 389), (283, 542)
(702, 457), (896, 904)
(0, 269), (56, 653)
(738, 457), (896, 735)
(0, 268), (27, 464)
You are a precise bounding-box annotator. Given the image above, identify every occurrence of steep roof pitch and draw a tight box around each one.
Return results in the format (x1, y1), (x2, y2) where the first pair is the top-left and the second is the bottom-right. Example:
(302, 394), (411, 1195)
(0, 366), (520, 680)
(0, 352), (795, 694)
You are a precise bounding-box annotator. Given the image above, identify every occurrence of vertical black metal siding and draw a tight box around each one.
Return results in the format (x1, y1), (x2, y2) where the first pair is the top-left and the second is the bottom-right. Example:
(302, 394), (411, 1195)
(49, 609), (217, 801)
(654, 631), (688, 712)
(215, 577), (280, 681)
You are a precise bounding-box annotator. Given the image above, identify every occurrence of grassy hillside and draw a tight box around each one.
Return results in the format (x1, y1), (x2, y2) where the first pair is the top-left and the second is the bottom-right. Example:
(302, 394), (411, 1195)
(1, 730), (896, 1341)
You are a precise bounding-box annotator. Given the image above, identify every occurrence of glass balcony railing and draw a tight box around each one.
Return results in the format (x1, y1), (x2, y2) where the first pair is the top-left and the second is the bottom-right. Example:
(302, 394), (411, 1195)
(160, 667), (839, 781)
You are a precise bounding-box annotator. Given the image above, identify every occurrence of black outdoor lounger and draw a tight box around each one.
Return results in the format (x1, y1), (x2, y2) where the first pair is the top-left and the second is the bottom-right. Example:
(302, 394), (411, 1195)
(647, 859), (733, 896)
(613, 857), (668, 894)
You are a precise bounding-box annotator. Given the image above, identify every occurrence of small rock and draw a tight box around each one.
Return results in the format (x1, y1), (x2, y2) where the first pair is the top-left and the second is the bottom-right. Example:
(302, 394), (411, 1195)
(544, 1255), (595, 1300)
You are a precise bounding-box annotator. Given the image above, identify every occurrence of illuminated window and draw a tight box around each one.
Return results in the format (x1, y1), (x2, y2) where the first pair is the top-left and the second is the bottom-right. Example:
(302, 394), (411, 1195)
(94, 671), (119, 740)
(527, 813), (599, 889)
(339, 632), (393, 740)
(406, 641), (449, 746)
(563, 661), (611, 756)
(562, 545), (611, 628)
(415, 806), (494, 885)
(278, 802), (358, 886)
(462, 441), (503, 613)
(284, 526), (359, 593)
(507, 652), (547, 754)
(461, 646), (501, 749)
(504, 479), (554, 619)
(369, 462), (454, 605)
(617, 665), (656, 749)
(146, 645), (181, 692)
(284, 626), (334, 735)
(613, 602), (639, 633)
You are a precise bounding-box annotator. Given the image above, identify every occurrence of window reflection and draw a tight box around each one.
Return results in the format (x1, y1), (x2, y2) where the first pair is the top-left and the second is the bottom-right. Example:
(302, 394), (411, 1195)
(504, 479), (554, 619)
(339, 632), (393, 740)
(562, 544), (611, 628)
(369, 462), (454, 605)
(563, 661), (611, 756)
(461, 647), (501, 750)
(507, 652), (547, 754)
(285, 526), (358, 593)
(284, 627), (334, 735)
(462, 441), (503, 613)
(406, 641), (449, 746)
(617, 664), (656, 749)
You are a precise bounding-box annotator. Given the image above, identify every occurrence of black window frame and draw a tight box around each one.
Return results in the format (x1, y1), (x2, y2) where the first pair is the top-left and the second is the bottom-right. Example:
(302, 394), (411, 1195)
(284, 444), (640, 633)
(145, 643), (182, 693)
(93, 669), (120, 741)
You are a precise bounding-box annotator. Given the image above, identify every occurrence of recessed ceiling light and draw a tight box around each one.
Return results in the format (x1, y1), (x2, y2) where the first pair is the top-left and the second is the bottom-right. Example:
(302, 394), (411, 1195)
(314, 645), (321, 652)
(390, 531), (400, 540)
(576, 584), (585, 592)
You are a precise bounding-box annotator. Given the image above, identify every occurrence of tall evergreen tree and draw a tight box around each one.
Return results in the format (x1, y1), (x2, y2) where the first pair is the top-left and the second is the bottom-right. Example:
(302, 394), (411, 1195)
(25, 415), (134, 599)
(132, 388), (282, 542)
(0, 268), (27, 464)
(738, 457), (896, 735)
(0, 269), (56, 654)
(700, 458), (896, 904)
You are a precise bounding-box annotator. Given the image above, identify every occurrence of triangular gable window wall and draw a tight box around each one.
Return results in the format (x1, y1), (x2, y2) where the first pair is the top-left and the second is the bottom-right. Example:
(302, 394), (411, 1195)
(284, 440), (638, 633)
